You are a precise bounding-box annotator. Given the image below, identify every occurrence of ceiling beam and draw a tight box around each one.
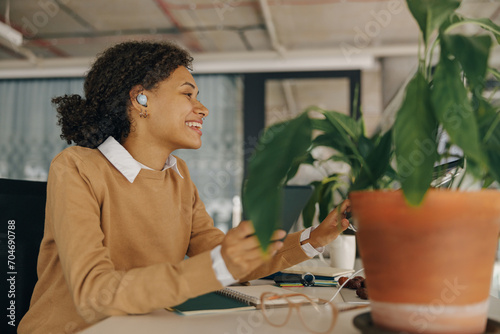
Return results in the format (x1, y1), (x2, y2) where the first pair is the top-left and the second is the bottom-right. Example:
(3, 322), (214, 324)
(0, 45), (498, 79)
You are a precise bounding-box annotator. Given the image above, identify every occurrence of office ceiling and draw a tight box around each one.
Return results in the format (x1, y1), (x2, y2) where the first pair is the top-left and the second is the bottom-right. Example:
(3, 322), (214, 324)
(0, 0), (499, 72)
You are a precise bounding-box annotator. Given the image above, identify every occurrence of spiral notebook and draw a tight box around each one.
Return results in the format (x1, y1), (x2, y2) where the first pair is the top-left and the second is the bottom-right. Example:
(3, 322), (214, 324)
(169, 284), (314, 315)
(167, 291), (255, 315)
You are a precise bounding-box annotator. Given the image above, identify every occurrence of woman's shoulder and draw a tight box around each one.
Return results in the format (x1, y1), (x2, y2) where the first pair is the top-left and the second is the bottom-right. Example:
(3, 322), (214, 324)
(50, 146), (111, 177)
(49, 146), (117, 189)
(52, 146), (102, 165)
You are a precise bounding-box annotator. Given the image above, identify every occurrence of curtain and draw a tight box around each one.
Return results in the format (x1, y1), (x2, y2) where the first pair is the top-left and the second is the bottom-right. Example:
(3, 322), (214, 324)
(0, 75), (243, 232)
(0, 78), (82, 181)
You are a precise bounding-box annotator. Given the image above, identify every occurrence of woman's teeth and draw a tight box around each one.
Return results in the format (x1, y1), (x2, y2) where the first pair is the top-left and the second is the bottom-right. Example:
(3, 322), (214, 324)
(185, 122), (202, 129)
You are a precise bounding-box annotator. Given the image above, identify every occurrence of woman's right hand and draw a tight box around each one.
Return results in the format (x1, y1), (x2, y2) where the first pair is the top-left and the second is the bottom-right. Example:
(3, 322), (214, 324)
(220, 221), (285, 280)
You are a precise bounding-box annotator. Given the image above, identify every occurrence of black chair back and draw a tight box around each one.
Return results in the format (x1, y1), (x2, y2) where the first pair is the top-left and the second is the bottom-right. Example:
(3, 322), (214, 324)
(0, 178), (46, 334)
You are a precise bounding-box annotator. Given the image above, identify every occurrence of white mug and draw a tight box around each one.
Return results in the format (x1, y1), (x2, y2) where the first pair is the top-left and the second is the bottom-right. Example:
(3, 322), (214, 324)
(327, 234), (356, 269)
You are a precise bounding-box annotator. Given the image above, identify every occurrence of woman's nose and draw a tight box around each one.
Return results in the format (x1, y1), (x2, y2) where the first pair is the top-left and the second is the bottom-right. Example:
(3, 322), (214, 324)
(195, 100), (209, 118)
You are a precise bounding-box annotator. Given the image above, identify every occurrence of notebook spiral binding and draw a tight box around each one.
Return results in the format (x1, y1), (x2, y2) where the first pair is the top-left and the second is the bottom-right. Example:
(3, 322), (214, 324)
(216, 288), (260, 306)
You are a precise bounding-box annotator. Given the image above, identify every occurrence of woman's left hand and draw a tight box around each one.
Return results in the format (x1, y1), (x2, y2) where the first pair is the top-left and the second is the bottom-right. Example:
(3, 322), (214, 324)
(302, 199), (351, 248)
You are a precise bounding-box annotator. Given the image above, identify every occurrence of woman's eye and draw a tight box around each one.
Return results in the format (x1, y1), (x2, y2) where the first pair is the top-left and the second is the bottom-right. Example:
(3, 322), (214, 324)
(184, 93), (192, 98)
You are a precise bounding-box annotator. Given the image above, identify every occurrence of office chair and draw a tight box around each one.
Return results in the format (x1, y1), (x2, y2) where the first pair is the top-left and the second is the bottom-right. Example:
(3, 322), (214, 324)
(0, 178), (46, 334)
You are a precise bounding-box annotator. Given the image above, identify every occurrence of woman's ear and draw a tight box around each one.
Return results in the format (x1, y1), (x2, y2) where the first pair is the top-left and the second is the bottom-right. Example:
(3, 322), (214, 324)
(129, 85), (147, 111)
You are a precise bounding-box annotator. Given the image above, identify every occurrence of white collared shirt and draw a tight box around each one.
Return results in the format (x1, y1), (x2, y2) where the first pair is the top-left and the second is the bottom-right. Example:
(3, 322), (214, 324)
(98, 136), (183, 183)
(97, 136), (322, 287)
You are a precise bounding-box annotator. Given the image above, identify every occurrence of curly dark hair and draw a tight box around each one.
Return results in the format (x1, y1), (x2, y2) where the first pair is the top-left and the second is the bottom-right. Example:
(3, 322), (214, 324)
(52, 41), (193, 148)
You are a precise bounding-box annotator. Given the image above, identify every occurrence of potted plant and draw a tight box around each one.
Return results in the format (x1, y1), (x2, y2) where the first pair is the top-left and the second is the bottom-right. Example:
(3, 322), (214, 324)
(242, 1), (500, 333)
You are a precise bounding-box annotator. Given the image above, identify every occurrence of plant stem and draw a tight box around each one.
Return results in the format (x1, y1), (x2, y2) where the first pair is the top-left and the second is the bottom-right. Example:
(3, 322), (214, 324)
(418, 33), (426, 74)
(427, 37), (440, 80)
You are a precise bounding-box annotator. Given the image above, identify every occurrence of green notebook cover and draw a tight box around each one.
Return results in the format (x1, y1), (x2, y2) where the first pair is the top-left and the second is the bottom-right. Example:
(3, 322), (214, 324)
(169, 292), (256, 316)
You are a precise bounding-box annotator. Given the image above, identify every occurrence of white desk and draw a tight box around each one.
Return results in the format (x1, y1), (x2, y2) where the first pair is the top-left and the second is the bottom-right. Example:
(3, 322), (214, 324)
(80, 282), (500, 334)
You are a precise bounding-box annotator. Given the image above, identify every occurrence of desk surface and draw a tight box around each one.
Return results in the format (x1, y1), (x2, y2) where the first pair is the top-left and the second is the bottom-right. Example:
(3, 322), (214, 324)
(80, 282), (500, 334)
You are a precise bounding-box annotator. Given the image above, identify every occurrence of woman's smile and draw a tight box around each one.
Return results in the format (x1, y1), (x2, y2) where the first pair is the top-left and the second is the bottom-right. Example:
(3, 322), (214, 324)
(185, 121), (203, 136)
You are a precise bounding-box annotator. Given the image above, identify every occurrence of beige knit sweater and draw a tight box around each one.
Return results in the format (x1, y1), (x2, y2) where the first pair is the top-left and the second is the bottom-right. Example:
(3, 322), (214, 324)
(18, 146), (309, 334)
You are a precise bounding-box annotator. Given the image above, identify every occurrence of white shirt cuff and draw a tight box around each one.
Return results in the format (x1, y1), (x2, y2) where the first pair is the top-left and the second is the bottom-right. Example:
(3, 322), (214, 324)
(211, 245), (238, 286)
(300, 226), (325, 257)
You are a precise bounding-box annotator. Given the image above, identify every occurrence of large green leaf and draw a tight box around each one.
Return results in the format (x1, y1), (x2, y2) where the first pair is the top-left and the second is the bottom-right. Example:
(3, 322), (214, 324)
(394, 71), (438, 205)
(431, 44), (485, 166)
(243, 112), (312, 249)
(406, 0), (460, 43)
(443, 34), (492, 94)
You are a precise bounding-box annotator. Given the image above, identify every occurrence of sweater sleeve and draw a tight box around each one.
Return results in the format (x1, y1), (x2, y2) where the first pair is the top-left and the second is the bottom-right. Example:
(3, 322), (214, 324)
(47, 153), (224, 323)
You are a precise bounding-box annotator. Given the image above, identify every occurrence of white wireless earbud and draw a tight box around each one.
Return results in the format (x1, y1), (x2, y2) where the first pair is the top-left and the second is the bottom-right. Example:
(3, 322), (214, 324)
(136, 94), (148, 107)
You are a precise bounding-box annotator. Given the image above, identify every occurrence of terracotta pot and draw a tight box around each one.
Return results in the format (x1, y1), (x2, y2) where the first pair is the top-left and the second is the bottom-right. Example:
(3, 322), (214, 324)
(350, 189), (500, 334)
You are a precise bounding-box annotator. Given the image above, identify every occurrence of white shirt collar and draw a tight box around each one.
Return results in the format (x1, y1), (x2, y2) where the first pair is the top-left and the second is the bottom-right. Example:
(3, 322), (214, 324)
(97, 136), (183, 183)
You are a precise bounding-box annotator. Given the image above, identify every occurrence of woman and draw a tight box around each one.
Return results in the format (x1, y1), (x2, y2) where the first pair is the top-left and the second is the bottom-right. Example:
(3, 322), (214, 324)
(18, 41), (350, 334)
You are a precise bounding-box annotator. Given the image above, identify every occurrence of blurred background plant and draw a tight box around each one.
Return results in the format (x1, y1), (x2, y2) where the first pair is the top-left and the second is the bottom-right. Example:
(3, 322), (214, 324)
(285, 105), (395, 228)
